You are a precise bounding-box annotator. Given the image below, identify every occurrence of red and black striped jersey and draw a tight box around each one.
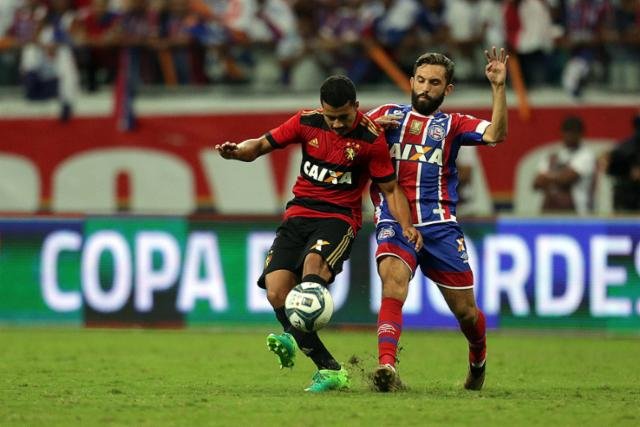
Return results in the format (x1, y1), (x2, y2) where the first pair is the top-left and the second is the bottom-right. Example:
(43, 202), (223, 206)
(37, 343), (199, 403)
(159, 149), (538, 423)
(266, 109), (395, 231)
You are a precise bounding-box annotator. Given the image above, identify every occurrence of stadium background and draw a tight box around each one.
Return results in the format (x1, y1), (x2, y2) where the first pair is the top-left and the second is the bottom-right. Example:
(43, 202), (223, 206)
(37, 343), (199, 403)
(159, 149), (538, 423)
(0, 0), (639, 332)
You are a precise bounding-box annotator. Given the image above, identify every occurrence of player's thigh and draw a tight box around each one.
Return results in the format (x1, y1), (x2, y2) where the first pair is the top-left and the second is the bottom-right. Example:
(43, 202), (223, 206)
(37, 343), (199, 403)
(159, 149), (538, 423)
(302, 217), (355, 282)
(258, 218), (310, 288)
(419, 222), (474, 288)
(375, 221), (418, 273)
(264, 269), (298, 305)
(378, 256), (413, 301)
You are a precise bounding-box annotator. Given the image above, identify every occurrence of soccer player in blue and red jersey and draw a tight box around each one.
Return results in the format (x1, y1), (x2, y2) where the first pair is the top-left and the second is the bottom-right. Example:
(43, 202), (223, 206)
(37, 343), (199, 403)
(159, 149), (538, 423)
(215, 75), (422, 392)
(367, 48), (508, 391)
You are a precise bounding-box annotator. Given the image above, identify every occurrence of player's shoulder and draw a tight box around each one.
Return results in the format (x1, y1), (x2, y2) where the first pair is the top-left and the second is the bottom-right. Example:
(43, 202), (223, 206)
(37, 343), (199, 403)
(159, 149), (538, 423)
(299, 109), (325, 128)
(445, 111), (481, 123)
(351, 113), (383, 144)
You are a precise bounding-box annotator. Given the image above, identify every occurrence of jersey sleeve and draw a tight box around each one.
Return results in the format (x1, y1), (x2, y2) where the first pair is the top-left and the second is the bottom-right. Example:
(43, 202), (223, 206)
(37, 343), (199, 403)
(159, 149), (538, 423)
(451, 113), (492, 146)
(368, 133), (396, 183)
(265, 111), (302, 149)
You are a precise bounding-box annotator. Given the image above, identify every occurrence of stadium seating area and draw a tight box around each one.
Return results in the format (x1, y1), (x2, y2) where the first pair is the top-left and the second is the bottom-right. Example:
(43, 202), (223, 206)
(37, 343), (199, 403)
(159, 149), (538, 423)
(0, 0), (639, 94)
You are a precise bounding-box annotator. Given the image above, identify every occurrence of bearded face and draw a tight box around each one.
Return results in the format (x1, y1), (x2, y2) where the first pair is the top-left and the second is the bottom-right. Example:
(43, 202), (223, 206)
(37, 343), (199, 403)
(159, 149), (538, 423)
(409, 63), (452, 116)
(411, 90), (445, 116)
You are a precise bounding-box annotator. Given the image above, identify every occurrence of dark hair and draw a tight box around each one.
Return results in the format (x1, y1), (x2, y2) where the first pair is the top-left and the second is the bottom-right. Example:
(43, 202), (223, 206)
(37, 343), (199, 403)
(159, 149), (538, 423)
(413, 52), (455, 85)
(320, 75), (357, 107)
(561, 116), (584, 132)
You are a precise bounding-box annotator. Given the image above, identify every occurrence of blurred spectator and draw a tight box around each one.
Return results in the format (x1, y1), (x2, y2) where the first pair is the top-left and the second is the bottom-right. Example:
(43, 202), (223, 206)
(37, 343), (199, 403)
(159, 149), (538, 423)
(413, 0), (449, 49)
(504, 0), (559, 87)
(0, 0), (23, 85)
(311, 0), (370, 84)
(533, 116), (596, 215)
(281, 0), (325, 91)
(606, 113), (640, 211)
(224, 0), (302, 90)
(11, 0), (48, 90)
(605, 0), (640, 92)
(76, 0), (120, 91)
(559, 0), (612, 98)
(444, 0), (485, 81)
(479, 0), (505, 48)
(456, 145), (495, 217)
(364, 0), (421, 74)
(0, 0), (22, 37)
(150, 0), (201, 85)
(195, 0), (245, 84)
(17, 0), (81, 121)
(398, 0), (449, 76)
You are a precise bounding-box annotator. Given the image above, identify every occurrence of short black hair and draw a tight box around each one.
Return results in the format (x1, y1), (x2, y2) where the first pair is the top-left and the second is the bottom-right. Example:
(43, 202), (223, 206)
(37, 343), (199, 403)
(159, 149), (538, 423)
(561, 116), (584, 132)
(320, 75), (357, 108)
(413, 52), (455, 85)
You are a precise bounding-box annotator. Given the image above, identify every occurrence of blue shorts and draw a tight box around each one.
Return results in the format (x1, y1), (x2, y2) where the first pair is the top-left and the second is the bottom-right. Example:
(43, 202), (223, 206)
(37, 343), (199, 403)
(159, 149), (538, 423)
(375, 221), (474, 288)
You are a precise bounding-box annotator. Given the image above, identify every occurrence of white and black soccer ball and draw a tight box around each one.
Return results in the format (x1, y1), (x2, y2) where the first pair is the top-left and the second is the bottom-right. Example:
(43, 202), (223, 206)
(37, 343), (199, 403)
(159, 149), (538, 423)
(284, 282), (334, 333)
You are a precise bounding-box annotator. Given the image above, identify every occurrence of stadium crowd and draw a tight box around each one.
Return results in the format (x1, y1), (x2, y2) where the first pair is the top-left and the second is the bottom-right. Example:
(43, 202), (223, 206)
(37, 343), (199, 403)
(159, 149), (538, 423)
(0, 0), (638, 97)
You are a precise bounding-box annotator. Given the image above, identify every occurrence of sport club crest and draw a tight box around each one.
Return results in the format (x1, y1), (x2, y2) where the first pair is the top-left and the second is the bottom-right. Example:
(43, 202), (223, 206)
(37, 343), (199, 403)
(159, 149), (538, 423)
(344, 141), (360, 161)
(377, 226), (395, 240)
(427, 124), (446, 141)
(409, 120), (423, 135)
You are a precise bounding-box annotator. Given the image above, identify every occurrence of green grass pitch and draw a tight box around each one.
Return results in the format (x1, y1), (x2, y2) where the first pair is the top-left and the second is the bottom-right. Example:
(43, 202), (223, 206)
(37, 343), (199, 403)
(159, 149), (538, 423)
(1, 327), (639, 426)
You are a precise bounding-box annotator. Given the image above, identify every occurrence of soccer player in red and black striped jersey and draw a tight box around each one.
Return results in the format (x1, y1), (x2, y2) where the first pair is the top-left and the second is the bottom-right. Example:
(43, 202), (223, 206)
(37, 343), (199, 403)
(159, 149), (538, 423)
(367, 48), (509, 392)
(215, 75), (422, 392)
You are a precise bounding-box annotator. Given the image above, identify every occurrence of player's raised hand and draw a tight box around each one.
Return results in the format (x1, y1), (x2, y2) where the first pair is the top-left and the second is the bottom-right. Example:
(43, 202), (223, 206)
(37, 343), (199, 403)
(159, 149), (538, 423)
(484, 46), (508, 87)
(403, 226), (423, 251)
(214, 141), (240, 159)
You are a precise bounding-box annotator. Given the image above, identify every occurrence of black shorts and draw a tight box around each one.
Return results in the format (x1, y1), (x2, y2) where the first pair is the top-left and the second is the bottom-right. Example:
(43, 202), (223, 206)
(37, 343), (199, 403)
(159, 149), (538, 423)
(257, 216), (356, 288)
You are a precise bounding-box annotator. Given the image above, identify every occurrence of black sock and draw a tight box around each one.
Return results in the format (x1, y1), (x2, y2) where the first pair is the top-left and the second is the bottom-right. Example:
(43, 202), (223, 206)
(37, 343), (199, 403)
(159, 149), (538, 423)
(301, 274), (328, 286)
(274, 306), (291, 331)
(289, 328), (341, 370)
(297, 274), (339, 370)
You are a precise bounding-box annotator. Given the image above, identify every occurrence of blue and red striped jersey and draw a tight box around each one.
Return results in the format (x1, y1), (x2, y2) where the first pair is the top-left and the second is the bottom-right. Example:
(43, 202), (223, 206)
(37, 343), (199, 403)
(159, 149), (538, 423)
(367, 104), (490, 226)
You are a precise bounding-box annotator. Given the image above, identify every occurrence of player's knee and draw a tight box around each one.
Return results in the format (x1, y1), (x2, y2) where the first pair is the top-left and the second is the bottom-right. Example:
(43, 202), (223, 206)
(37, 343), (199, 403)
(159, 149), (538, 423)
(382, 276), (409, 301)
(266, 287), (288, 307)
(454, 304), (477, 325)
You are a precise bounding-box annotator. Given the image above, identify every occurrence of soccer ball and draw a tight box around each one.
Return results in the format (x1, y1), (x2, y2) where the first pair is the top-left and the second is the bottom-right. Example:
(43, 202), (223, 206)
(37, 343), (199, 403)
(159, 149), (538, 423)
(284, 282), (334, 333)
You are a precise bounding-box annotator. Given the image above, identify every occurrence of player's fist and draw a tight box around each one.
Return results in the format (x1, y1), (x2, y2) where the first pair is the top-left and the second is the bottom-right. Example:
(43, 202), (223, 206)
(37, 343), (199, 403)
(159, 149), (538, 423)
(214, 142), (239, 159)
(375, 114), (402, 129)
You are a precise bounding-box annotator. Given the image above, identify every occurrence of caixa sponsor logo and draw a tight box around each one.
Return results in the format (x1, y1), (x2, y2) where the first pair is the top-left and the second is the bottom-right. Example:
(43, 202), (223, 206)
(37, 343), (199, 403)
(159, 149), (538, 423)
(389, 143), (443, 166)
(302, 160), (352, 185)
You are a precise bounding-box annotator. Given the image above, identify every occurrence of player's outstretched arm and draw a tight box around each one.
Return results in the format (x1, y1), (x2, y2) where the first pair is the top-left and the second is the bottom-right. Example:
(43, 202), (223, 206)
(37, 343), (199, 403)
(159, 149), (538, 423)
(214, 136), (274, 162)
(482, 46), (509, 145)
(378, 180), (423, 251)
